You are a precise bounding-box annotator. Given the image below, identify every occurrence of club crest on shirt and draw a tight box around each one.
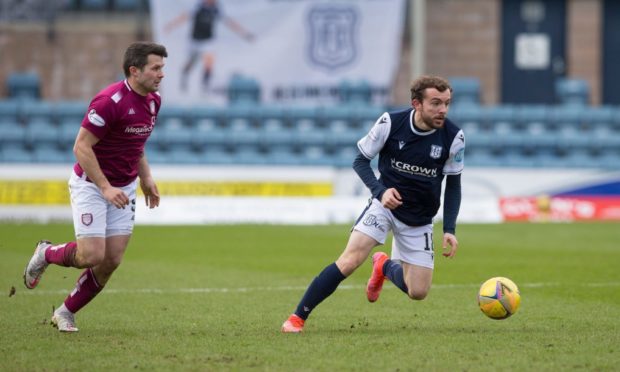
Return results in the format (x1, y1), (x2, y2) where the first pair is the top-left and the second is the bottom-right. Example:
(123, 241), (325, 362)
(149, 100), (156, 115)
(81, 213), (93, 226)
(430, 145), (443, 159)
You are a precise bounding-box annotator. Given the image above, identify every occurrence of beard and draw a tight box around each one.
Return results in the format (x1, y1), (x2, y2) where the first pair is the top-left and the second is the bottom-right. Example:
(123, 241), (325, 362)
(420, 111), (445, 129)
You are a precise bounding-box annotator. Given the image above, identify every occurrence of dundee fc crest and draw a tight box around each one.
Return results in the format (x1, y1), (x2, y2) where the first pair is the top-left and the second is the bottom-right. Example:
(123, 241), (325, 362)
(307, 6), (358, 71)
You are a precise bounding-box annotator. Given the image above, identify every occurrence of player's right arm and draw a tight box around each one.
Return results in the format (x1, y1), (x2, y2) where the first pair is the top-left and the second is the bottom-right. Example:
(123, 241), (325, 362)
(73, 128), (129, 209)
(354, 112), (402, 209)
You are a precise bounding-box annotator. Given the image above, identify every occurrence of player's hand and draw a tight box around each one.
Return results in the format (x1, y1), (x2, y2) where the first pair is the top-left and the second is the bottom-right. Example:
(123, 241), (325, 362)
(102, 185), (130, 209)
(381, 188), (403, 210)
(442, 233), (458, 258)
(140, 177), (160, 209)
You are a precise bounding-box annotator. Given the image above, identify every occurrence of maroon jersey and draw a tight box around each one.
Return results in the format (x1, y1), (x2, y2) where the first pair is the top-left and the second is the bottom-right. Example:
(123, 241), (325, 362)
(74, 80), (161, 187)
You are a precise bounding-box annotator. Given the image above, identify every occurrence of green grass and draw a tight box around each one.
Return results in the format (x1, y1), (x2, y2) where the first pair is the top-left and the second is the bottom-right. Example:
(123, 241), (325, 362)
(1, 222), (619, 371)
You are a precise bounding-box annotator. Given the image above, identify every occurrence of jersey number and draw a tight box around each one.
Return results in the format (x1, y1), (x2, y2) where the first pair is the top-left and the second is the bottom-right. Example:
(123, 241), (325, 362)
(423, 232), (433, 251)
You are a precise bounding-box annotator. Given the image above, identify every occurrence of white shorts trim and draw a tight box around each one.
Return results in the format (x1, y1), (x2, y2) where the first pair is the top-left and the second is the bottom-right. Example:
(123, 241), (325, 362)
(69, 171), (137, 238)
(353, 199), (435, 269)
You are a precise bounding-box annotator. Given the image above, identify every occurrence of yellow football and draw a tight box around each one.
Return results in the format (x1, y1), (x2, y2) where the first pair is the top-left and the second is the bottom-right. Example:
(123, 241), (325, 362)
(478, 277), (521, 319)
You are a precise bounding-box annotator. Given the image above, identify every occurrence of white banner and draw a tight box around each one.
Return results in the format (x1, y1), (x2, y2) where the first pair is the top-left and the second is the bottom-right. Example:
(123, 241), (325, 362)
(150, 0), (405, 105)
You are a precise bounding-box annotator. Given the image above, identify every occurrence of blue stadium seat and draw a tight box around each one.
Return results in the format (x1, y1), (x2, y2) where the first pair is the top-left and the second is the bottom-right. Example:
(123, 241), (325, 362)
(0, 100), (21, 123)
(81, 0), (109, 11)
(227, 75), (261, 105)
(144, 147), (169, 164)
(257, 106), (287, 130)
(339, 80), (372, 106)
(199, 145), (235, 165)
(32, 144), (72, 163)
(58, 120), (80, 148)
(25, 119), (59, 146)
(555, 78), (589, 105)
(515, 105), (550, 133)
(54, 101), (87, 124)
(6, 72), (40, 100)
(23, 101), (55, 124)
(113, 0), (141, 11)
(0, 119), (26, 144)
(300, 145), (332, 166)
(0, 143), (32, 163)
(351, 105), (384, 131)
(451, 105), (485, 134)
(167, 146), (203, 164)
(232, 146), (266, 165)
(264, 145), (302, 165)
(191, 118), (228, 149)
(449, 77), (481, 106)
(225, 118), (260, 145)
(332, 145), (358, 168)
(157, 118), (193, 148)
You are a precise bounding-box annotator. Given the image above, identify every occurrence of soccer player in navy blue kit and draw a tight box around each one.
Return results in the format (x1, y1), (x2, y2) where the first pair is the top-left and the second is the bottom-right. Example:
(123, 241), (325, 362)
(282, 76), (465, 333)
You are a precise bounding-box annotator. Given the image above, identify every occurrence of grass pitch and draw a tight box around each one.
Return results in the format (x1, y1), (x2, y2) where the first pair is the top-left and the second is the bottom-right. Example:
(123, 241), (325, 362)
(1, 222), (619, 371)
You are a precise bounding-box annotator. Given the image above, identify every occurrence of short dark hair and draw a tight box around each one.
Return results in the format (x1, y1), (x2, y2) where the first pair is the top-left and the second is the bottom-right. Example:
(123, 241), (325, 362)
(410, 75), (452, 102)
(123, 42), (168, 77)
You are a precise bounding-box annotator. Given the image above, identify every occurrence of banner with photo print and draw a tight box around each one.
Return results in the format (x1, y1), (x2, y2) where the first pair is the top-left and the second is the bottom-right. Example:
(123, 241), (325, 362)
(151, 0), (405, 105)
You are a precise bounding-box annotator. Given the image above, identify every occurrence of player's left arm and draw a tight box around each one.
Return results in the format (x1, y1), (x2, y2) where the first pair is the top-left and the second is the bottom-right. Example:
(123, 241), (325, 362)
(138, 153), (160, 209)
(442, 128), (465, 258)
(442, 174), (461, 258)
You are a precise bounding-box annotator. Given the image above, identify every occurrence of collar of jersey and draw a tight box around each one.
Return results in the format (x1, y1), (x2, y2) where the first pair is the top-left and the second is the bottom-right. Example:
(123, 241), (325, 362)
(409, 109), (436, 136)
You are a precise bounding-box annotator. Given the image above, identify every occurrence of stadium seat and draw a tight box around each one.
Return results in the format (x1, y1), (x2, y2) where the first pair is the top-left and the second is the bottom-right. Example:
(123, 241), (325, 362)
(232, 146), (267, 165)
(32, 144), (72, 163)
(112, 0), (141, 11)
(23, 101), (55, 124)
(54, 101), (87, 124)
(144, 146), (169, 164)
(264, 145), (303, 165)
(332, 145), (358, 168)
(157, 118), (193, 148)
(199, 145), (235, 165)
(58, 120), (80, 148)
(300, 145), (332, 166)
(81, 0), (109, 11)
(515, 105), (550, 133)
(0, 119), (27, 145)
(191, 118), (228, 149)
(449, 77), (481, 106)
(451, 105), (485, 135)
(555, 78), (590, 105)
(0, 100), (21, 123)
(339, 80), (372, 106)
(227, 75), (261, 105)
(6, 72), (41, 100)
(0, 143), (32, 163)
(24, 119), (59, 146)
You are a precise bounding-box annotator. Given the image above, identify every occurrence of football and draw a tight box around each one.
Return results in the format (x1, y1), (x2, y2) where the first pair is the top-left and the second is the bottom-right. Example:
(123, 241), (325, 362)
(478, 277), (521, 319)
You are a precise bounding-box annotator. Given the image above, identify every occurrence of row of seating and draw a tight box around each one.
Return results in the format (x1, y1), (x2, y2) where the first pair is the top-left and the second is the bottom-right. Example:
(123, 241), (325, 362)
(2, 140), (618, 170)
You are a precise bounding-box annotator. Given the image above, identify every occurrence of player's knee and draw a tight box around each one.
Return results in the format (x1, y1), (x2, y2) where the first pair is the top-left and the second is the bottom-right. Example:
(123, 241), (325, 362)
(335, 255), (364, 276)
(79, 249), (105, 267)
(407, 288), (429, 301)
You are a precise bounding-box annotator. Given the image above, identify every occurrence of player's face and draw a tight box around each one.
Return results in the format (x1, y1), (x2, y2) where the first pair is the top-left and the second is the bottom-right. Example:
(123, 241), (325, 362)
(132, 54), (165, 95)
(413, 88), (451, 130)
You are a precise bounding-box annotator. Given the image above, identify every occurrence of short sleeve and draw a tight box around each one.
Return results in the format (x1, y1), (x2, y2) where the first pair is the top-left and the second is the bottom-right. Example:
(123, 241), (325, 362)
(357, 112), (391, 159)
(81, 96), (116, 139)
(443, 129), (465, 175)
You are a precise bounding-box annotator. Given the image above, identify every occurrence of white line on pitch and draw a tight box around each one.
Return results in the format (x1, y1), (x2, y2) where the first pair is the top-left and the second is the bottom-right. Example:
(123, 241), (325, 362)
(12, 281), (620, 296)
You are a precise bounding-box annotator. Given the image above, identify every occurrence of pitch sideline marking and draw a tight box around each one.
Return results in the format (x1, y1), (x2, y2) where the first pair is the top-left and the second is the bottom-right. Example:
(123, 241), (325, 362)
(16, 281), (620, 296)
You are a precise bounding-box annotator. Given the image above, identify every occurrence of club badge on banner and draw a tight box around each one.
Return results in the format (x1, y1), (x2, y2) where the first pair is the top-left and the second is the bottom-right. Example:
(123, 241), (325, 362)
(150, 0), (405, 106)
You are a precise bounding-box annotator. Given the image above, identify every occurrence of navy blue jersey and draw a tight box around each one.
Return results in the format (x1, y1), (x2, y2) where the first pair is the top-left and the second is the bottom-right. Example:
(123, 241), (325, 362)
(357, 108), (465, 226)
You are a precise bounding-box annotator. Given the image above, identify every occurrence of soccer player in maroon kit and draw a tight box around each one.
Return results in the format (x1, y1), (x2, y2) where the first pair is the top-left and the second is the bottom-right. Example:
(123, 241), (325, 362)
(23, 42), (168, 332)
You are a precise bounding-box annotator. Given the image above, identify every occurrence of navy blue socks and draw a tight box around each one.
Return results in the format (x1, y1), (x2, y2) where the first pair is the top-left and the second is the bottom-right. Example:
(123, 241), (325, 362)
(294, 263), (346, 320)
(383, 259), (408, 294)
